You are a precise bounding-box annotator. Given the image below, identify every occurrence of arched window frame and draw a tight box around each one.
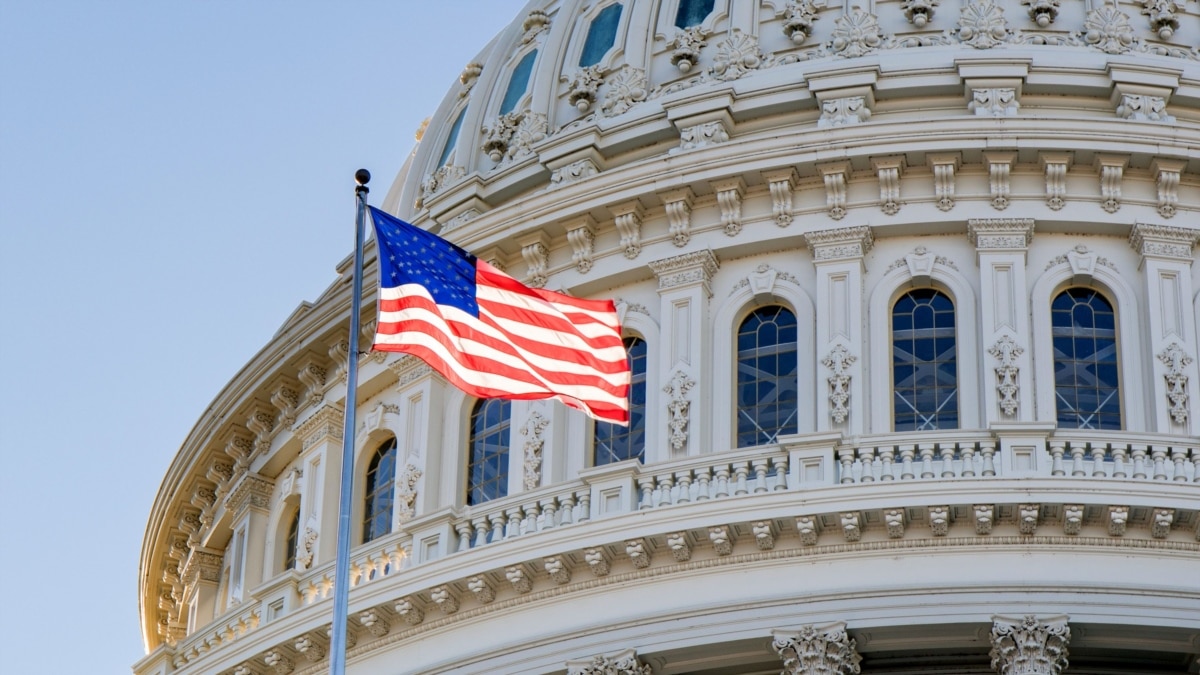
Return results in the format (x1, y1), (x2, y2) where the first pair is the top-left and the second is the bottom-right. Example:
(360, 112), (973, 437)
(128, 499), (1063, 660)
(593, 333), (649, 466)
(890, 288), (960, 431)
(868, 258), (981, 433)
(360, 437), (398, 544)
(1047, 287), (1123, 430)
(653, 0), (729, 44)
(564, 2), (631, 73)
(1032, 262), (1144, 430)
(712, 274), (815, 450)
(466, 398), (512, 506)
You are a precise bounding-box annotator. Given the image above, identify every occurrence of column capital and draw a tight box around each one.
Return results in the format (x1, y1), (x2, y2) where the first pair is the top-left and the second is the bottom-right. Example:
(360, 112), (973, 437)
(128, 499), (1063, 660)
(806, 226), (874, 262)
(648, 249), (720, 296)
(566, 648), (651, 675)
(294, 404), (343, 452)
(968, 218), (1035, 251)
(387, 354), (436, 389)
(224, 473), (275, 517)
(989, 615), (1071, 675)
(1130, 222), (1198, 263)
(181, 547), (223, 587)
(772, 623), (862, 675)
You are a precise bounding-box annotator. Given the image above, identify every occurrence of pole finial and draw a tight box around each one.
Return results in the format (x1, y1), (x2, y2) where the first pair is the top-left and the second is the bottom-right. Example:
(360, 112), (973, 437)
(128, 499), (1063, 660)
(355, 168), (371, 194)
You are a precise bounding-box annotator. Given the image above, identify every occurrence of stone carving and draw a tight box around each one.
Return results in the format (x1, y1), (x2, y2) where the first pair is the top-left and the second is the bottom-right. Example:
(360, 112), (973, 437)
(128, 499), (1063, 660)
(765, 171), (797, 226)
(712, 29), (763, 81)
(602, 65), (648, 116)
(709, 525), (734, 555)
(990, 615), (1071, 675)
(1063, 504), (1083, 535)
(263, 650), (294, 674)
(885, 509), (905, 538)
(1157, 343), (1192, 424)
(874, 159), (902, 215)
(968, 218), (1035, 250)
(583, 547), (610, 576)
(466, 575), (495, 604)
(1152, 508), (1174, 538)
(663, 189), (694, 246)
(1154, 161), (1183, 218)
(1130, 222), (1198, 260)
(797, 515), (820, 545)
(974, 504), (994, 534)
(715, 180), (744, 236)
(420, 164), (466, 204)
(521, 240), (549, 289)
(1098, 158), (1124, 213)
(807, 225), (874, 261)
(1108, 505), (1129, 535)
(666, 531), (691, 561)
(669, 25), (709, 72)
(1022, 0), (1060, 26)
(296, 360), (327, 406)
(522, 9), (550, 42)
(753, 521), (775, 549)
(551, 158), (600, 187)
(567, 223), (596, 273)
(359, 608), (390, 637)
(773, 623), (863, 675)
(902, 0), (939, 27)
(393, 597), (424, 625)
(819, 96), (871, 128)
(1116, 94), (1173, 122)
(567, 65), (604, 113)
(298, 527), (318, 569)
(840, 511), (862, 541)
(625, 538), (652, 568)
(481, 111), (546, 164)
(1141, 0), (1180, 39)
(429, 585), (459, 614)
(649, 249), (720, 296)
(819, 164), (849, 220)
(1018, 503), (1040, 534)
(459, 62), (483, 95)
(395, 463), (422, 524)
(521, 411), (549, 490)
(783, 0), (823, 44)
(1084, 2), (1135, 54)
(294, 634), (326, 662)
(929, 505), (950, 535)
(987, 153), (1014, 209)
(823, 344), (856, 424)
(931, 156), (957, 211)
(1042, 155), (1069, 210)
(831, 7), (883, 58)
(957, 0), (1011, 48)
(544, 556), (571, 584)
(611, 202), (643, 259)
(567, 649), (652, 675)
(970, 88), (1019, 117)
(989, 335), (1024, 417)
(663, 370), (696, 452)
(444, 208), (479, 232)
(679, 120), (730, 150)
(730, 263), (801, 297)
(1044, 244), (1115, 273)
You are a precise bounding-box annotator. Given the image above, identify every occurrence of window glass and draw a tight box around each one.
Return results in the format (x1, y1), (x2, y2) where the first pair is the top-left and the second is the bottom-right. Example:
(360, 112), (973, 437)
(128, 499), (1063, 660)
(737, 306), (799, 447)
(1052, 288), (1121, 429)
(594, 337), (647, 465)
(579, 4), (623, 67)
(499, 51), (537, 115)
(892, 289), (958, 431)
(362, 438), (397, 543)
(468, 399), (511, 505)
(437, 108), (467, 167)
(674, 0), (715, 28)
(283, 507), (300, 571)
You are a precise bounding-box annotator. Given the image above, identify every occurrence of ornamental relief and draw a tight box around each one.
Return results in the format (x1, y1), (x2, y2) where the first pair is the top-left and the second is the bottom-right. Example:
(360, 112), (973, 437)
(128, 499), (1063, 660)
(957, 0), (1011, 48)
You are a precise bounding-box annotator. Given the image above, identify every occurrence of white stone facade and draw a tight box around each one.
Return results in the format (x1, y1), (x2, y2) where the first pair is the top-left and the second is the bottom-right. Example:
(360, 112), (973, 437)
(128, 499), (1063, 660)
(137, 1), (1200, 673)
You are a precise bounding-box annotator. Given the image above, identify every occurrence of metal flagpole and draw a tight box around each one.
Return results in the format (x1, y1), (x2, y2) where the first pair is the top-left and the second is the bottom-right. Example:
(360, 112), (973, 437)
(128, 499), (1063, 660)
(329, 168), (371, 675)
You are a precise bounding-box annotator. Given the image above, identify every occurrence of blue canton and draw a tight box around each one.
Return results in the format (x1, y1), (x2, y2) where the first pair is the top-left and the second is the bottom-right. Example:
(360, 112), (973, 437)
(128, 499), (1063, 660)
(369, 207), (479, 317)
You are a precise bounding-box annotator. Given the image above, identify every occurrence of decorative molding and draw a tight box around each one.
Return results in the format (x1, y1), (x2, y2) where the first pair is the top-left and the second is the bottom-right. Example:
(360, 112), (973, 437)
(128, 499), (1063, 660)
(841, 511), (863, 541)
(1108, 505), (1129, 536)
(1141, 0), (1181, 39)
(583, 547), (610, 576)
(1043, 245), (1116, 282)
(296, 358), (327, 407)
(763, 169), (798, 226)
(1041, 153), (1071, 211)
(709, 525), (735, 555)
(669, 25), (709, 72)
(443, 208), (479, 232)
(1151, 508), (1174, 538)
(957, 0), (1012, 49)
(225, 474), (274, 516)
(819, 96), (871, 128)
(974, 504), (994, 534)
(521, 9), (550, 42)
(566, 218), (596, 273)
(544, 555), (572, 584)
(611, 201), (644, 260)
(1021, 0), (1061, 26)
(753, 521), (775, 549)
(396, 463), (422, 525)
(661, 187), (695, 246)
(663, 370), (696, 452)
(294, 634), (326, 662)
(902, 0), (939, 27)
(566, 648), (652, 675)
(649, 249), (720, 296)
(773, 623), (862, 675)
(818, 162), (850, 220)
(986, 152), (1016, 210)
(967, 218), (1035, 250)
(872, 157), (903, 215)
(1152, 159), (1185, 219)
(988, 335), (1024, 417)
(521, 411), (549, 490)
(885, 509), (905, 538)
(602, 65), (648, 116)
(714, 178), (745, 236)
(1129, 222), (1198, 261)
(458, 62), (483, 95)
(181, 548), (223, 586)
(429, 585), (459, 614)
(359, 608), (390, 638)
(989, 615), (1071, 675)
(393, 597), (424, 625)
(297, 527), (317, 570)
(1084, 2), (1136, 55)
(822, 344), (856, 424)
(797, 515), (820, 545)
(625, 538), (652, 568)
(782, 0), (823, 44)
(731, 263), (800, 298)
(520, 237), (550, 289)
(566, 65), (604, 113)
(1063, 504), (1084, 535)
(263, 650), (294, 674)
(389, 355), (434, 387)
(419, 164), (465, 204)
(929, 154), (959, 211)
(481, 111), (547, 164)
(550, 158), (600, 187)
(807, 225), (874, 261)
(1157, 343), (1192, 424)
(712, 29), (763, 81)
(679, 119), (730, 151)
(831, 7), (883, 58)
(1116, 93), (1173, 122)
(1018, 503), (1040, 535)
(666, 531), (692, 561)
(466, 575), (495, 604)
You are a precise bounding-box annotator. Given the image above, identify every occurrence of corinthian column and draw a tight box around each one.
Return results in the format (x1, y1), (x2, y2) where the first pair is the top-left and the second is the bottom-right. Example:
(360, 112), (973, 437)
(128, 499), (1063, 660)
(990, 615), (1071, 675)
(772, 623), (862, 675)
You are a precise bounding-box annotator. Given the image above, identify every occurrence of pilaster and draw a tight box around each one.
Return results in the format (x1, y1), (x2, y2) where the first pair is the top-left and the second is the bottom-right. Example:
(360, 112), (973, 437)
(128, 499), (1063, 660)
(224, 473), (274, 601)
(387, 356), (445, 517)
(807, 227), (872, 434)
(969, 218), (1035, 423)
(293, 405), (343, 567)
(1130, 223), (1200, 434)
(180, 547), (222, 633)
(648, 249), (720, 459)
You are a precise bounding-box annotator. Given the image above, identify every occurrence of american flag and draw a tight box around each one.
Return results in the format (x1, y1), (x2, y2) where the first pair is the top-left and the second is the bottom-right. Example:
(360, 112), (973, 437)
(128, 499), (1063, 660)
(368, 207), (631, 425)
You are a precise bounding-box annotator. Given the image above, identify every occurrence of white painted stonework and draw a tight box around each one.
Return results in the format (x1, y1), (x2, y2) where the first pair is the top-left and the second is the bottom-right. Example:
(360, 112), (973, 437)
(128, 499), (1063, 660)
(137, 1), (1200, 674)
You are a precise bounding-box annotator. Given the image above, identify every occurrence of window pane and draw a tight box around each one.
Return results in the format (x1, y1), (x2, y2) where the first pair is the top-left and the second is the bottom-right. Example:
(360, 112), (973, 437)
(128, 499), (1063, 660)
(579, 4), (622, 67)
(595, 337), (647, 466)
(1052, 288), (1121, 429)
(499, 51), (537, 115)
(737, 306), (799, 447)
(436, 108), (467, 167)
(674, 0), (715, 28)
(892, 289), (958, 431)
(362, 438), (398, 543)
(467, 399), (510, 505)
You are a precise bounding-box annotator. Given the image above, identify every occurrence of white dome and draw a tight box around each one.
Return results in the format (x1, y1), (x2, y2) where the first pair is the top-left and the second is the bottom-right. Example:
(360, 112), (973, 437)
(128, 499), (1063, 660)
(140, 1), (1200, 674)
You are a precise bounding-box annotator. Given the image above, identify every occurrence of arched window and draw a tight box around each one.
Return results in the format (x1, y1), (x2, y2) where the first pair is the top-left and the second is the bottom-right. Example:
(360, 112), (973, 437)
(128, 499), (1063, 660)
(499, 50), (537, 115)
(1052, 288), (1120, 429)
(594, 336), (647, 465)
(737, 306), (799, 447)
(362, 438), (397, 543)
(467, 399), (511, 505)
(437, 108), (467, 167)
(892, 289), (959, 431)
(283, 506), (300, 571)
(674, 0), (715, 28)
(579, 4), (623, 67)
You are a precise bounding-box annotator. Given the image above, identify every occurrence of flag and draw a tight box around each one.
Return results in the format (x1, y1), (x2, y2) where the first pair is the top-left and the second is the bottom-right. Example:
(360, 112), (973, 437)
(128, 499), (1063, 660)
(368, 206), (631, 425)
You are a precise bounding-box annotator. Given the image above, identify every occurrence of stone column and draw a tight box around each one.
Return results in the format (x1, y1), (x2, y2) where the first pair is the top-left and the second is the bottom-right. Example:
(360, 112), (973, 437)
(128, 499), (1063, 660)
(294, 405), (343, 568)
(223, 473), (275, 602)
(990, 615), (1071, 675)
(1130, 223), (1199, 435)
(566, 648), (652, 675)
(648, 250), (720, 459)
(807, 227), (872, 434)
(772, 623), (862, 675)
(386, 356), (445, 517)
(969, 218), (1036, 423)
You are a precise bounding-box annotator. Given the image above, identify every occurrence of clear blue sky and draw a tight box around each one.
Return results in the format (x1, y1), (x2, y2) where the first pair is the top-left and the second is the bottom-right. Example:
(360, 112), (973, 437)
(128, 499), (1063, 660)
(0, 2), (526, 672)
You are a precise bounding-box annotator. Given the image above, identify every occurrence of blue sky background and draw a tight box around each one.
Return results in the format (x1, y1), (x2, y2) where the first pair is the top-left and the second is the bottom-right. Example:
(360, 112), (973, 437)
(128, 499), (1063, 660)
(0, 2), (526, 671)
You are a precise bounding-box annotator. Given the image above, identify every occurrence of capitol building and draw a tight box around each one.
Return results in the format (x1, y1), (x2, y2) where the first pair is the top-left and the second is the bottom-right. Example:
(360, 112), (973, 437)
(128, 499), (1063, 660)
(136, 1), (1200, 673)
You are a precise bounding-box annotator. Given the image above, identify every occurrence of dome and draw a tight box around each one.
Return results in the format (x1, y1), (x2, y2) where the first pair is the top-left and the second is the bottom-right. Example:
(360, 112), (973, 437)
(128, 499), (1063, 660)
(139, 1), (1199, 674)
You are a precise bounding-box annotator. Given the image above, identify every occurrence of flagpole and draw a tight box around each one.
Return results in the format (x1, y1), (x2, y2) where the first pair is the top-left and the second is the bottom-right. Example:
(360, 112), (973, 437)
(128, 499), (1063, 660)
(330, 168), (371, 675)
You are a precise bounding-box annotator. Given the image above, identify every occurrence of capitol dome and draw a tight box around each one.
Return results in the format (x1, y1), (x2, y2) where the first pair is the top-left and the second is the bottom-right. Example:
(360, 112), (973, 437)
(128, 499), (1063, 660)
(137, 1), (1199, 674)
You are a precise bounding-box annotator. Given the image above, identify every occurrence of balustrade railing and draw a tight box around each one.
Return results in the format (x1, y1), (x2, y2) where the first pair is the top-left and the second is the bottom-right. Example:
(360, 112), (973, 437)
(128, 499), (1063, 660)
(452, 483), (593, 552)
